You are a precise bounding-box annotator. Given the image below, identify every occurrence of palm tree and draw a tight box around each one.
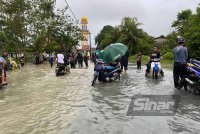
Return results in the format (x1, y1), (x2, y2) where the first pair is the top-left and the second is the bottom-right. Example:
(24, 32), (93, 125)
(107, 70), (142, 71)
(109, 26), (121, 43)
(119, 17), (144, 54)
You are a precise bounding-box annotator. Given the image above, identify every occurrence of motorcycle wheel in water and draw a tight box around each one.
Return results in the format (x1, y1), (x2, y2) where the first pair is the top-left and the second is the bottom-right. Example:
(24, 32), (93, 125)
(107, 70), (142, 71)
(55, 64), (65, 77)
(153, 63), (159, 79)
(146, 62), (164, 79)
(91, 65), (121, 86)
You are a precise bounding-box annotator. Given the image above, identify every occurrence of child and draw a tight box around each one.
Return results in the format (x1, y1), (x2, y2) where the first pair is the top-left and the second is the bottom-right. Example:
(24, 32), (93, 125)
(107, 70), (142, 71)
(137, 51), (142, 69)
(49, 54), (54, 67)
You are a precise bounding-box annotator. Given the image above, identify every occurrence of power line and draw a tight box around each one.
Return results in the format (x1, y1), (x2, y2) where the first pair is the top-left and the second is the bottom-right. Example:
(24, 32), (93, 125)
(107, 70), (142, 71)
(64, 0), (79, 23)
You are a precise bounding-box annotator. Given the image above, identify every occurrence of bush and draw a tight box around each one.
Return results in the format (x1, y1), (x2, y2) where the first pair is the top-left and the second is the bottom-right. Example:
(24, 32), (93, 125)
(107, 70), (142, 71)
(137, 44), (153, 55)
(163, 52), (173, 60)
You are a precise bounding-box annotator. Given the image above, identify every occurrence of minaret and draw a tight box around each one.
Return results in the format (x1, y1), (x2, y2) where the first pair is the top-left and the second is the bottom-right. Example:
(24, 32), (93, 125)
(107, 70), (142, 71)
(81, 16), (90, 51)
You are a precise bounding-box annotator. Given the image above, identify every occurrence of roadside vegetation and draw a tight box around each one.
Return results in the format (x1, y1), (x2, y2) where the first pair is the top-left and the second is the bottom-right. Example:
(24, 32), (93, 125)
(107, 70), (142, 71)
(0, 0), (81, 55)
(0, 1), (199, 63)
(96, 4), (200, 65)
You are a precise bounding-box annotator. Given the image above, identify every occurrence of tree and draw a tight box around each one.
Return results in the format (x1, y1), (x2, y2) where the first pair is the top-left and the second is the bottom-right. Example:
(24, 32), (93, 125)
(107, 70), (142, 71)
(95, 17), (154, 55)
(172, 5), (200, 58)
(95, 25), (115, 49)
(172, 9), (192, 35)
(119, 17), (144, 54)
(0, 0), (81, 55)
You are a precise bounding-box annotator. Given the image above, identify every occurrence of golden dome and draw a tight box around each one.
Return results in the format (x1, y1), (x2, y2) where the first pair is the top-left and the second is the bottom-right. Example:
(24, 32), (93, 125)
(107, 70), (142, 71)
(81, 16), (88, 24)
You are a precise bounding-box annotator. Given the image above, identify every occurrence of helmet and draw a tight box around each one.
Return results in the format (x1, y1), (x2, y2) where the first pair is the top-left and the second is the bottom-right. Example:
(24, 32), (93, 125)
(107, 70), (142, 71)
(177, 36), (185, 44)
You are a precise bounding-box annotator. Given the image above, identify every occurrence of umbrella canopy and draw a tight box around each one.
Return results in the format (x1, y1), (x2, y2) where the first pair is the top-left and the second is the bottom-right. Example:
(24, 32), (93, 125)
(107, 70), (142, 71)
(103, 43), (128, 62)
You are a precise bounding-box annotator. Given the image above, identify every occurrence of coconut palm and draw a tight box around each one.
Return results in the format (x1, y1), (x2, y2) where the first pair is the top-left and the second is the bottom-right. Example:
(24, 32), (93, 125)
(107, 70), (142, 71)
(119, 17), (144, 54)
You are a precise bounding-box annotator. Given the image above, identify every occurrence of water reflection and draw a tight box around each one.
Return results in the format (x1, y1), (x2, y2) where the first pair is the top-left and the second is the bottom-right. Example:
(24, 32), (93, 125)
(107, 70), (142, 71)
(0, 63), (199, 134)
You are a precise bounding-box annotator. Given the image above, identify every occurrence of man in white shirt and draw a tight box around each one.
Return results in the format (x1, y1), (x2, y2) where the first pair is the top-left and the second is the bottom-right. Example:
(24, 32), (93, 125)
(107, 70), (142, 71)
(56, 51), (67, 73)
(57, 53), (64, 64)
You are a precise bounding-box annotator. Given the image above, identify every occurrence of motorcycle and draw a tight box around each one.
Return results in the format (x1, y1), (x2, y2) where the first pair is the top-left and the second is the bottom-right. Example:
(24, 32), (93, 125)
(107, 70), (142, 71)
(190, 59), (200, 67)
(184, 60), (200, 93)
(55, 63), (66, 76)
(146, 62), (164, 79)
(91, 63), (121, 86)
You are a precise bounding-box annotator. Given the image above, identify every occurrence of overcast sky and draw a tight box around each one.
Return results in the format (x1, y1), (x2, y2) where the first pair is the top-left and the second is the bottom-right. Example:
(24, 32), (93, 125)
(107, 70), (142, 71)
(56, 0), (199, 44)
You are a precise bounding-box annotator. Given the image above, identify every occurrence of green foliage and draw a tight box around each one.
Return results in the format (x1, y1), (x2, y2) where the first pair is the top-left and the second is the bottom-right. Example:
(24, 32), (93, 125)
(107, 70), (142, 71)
(165, 32), (177, 49)
(172, 5), (200, 58)
(163, 52), (173, 60)
(172, 9), (192, 35)
(96, 17), (154, 55)
(95, 25), (116, 49)
(129, 55), (149, 64)
(0, 0), (81, 54)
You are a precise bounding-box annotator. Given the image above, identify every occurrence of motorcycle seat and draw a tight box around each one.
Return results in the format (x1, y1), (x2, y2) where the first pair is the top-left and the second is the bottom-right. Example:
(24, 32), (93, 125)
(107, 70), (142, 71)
(104, 66), (116, 71)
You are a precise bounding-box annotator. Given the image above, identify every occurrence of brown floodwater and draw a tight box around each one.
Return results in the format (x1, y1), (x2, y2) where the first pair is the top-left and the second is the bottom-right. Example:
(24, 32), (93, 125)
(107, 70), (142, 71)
(0, 63), (200, 134)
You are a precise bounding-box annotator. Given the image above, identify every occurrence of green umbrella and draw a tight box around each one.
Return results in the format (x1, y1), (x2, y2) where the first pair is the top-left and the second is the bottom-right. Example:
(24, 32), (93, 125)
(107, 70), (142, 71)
(103, 43), (128, 62)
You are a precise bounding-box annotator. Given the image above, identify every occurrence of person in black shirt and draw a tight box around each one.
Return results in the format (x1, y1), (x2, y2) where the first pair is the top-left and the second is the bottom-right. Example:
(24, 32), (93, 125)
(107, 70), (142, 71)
(145, 47), (161, 76)
(84, 52), (89, 68)
(120, 51), (129, 73)
(77, 53), (83, 68)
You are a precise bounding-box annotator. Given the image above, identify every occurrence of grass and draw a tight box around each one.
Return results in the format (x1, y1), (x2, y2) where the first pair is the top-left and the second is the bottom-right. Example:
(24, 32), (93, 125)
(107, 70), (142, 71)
(129, 55), (173, 69)
(129, 55), (149, 65)
(161, 60), (173, 69)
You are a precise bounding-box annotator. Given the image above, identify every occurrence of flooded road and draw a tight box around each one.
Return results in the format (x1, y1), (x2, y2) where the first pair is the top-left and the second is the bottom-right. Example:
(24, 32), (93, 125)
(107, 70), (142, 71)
(0, 63), (200, 134)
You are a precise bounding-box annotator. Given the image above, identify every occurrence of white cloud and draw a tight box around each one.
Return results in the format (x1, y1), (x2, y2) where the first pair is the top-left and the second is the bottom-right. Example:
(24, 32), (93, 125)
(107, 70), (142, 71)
(56, 0), (200, 39)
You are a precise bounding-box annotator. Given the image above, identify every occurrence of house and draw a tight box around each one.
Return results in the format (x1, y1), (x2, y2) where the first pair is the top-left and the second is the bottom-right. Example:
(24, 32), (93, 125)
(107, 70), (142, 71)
(154, 35), (167, 48)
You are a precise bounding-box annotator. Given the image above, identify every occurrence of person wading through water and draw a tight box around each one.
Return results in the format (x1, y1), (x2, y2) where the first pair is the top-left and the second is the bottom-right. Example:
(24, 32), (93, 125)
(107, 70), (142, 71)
(173, 36), (189, 90)
(137, 50), (142, 69)
(84, 52), (89, 68)
(0, 51), (8, 85)
(120, 50), (129, 73)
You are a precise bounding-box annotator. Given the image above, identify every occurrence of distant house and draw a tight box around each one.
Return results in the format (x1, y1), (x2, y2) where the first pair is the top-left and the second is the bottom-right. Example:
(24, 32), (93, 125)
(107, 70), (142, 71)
(154, 35), (167, 48)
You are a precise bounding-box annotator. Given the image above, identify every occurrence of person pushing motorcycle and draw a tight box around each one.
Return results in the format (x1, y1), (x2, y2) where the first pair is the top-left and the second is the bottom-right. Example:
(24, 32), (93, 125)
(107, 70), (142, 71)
(56, 50), (67, 74)
(173, 36), (189, 89)
(145, 46), (161, 76)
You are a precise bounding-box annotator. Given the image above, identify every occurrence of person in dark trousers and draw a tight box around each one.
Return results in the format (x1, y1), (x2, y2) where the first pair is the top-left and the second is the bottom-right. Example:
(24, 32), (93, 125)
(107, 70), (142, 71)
(84, 52), (89, 68)
(137, 51), (142, 69)
(19, 56), (25, 67)
(34, 52), (40, 65)
(91, 53), (96, 64)
(173, 36), (189, 90)
(120, 51), (129, 73)
(49, 54), (54, 67)
(64, 53), (70, 73)
(77, 53), (83, 68)
(69, 54), (76, 69)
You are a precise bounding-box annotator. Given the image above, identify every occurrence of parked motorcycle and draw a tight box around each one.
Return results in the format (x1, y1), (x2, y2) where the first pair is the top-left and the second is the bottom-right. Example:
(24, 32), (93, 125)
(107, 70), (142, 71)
(190, 59), (200, 67)
(184, 60), (200, 93)
(91, 63), (121, 86)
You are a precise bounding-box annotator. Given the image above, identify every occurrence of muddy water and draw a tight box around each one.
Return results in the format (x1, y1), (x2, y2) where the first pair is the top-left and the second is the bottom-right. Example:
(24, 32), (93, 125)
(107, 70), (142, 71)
(0, 63), (200, 134)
